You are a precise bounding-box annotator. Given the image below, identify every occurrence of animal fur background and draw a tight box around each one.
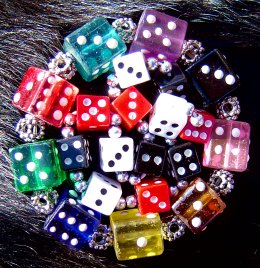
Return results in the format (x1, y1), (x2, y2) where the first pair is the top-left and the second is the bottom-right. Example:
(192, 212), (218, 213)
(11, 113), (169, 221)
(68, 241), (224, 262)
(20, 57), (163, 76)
(0, 1), (259, 267)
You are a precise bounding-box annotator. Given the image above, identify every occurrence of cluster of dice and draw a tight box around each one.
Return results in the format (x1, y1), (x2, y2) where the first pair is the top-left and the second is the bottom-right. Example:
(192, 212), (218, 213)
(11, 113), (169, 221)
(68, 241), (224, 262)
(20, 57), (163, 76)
(9, 9), (250, 261)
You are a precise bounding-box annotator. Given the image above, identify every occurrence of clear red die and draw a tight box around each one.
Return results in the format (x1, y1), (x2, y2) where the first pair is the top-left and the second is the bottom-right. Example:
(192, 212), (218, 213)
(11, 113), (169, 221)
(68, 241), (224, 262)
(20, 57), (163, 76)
(179, 109), (215, 144)
(76, 95), (111, 131)
(111, 86), (152, 131)
(12, 67), (79, 127)
(135, 177), (171, 214)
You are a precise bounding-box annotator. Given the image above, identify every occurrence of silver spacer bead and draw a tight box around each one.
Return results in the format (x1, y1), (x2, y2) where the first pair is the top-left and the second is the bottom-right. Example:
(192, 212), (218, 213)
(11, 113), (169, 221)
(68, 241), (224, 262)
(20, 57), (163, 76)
(69, 171), (84, 183)
(129, 173), (141, 185)
(177, 180), (189, 190)
(111, 113), (122, 126)
(108, 126), (122, 138)
(143, 132), (155, 142)
(107, 73), (119, 88)
(112, 17), (137, 43)
(88, 224), (113, 250)
(180, 40), (205, 66)
(190, 111), (204, 127)
(31, 189), (59, 215)
(136, 121), (149, 134)
(216, 96), (241, 120)
(108, 86), (121, 99)
(158, 60), (172, 74)
(116, 197), (126, 210)
(64, 113), (76, 126)
(208, 169), (234, 196)
(61, 126), (74, 138)
(15, 114), (45, 143)
(126, 195), (137, 208)
(165, 138), (176, 146)
(146, 57), (159, 71)
(48, 51), (76, 80)
(169, 186), (179, 197)
(74, 180), (88, 193)
(116, 171), (129, 183)
(161, 216), (186, 241)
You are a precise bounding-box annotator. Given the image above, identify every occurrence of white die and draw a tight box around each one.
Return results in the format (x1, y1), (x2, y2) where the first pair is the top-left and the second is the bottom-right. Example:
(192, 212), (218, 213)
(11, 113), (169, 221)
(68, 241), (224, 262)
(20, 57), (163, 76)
(149, 93), (194, 139)
(99, 137), (134, 172)
(81, 171), (122, 216)
(112, 51), (150, 88)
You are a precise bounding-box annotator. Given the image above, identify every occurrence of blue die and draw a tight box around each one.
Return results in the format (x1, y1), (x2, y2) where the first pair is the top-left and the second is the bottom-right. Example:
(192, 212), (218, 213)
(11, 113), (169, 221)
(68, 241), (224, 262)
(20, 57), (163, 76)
(63, 17), (127, 82)
(44, 192), (101, 250)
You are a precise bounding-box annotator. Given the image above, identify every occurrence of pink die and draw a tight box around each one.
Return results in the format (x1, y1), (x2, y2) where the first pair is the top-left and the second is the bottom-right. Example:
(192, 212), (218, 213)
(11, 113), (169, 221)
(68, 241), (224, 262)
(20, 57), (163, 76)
(129, 9), (188, 62)
(203, 119), (250, 172)
(135, 177), (171, 214)
(12, 67), (79, 127)
(180, 109), (215, 144)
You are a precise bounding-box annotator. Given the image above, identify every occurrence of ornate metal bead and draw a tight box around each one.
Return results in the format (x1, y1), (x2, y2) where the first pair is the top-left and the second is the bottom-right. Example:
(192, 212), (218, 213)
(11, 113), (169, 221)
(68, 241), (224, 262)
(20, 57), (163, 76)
(107, 73), (119, 88)
(143, 132), (155, 142)
(112, 17), (137, 44)
(190, 111), (204, 127)
(61, 126), (74, 138)
(108, 86), (121, 99)
(31, 190), (59, 215)
(111, 113), (122, 126)
(158, 60), (172, 74)
(136, 121), (149, 134)
(69, 171), (84, 183)
(208, 169), (234, 196)
(116, 171), (129, 183)
(88, 224), (113, 250)
(15, 114), (45, 143)
(146, 57), (159, 71)
(74, 180), (88, 193)
(116, 197), (126, 210)
(64, 113), (76, 126)
(108, 126), (122, 138)
(179, 39), (205, 66)
(48, 51), (76, 80)
(161, 216), (186, 241)
(126, 195), (137, 208)
(169, 186), (179, 197)
(177, 180), (189, 190)
(128, 173), (141, 185)
(216, 96), (241, 120)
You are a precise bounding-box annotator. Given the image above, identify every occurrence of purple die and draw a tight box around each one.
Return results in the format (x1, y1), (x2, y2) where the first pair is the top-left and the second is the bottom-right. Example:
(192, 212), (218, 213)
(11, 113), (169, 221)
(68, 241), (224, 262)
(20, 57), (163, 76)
(44, 193), (101, 250)
(129, 9), (188, 62)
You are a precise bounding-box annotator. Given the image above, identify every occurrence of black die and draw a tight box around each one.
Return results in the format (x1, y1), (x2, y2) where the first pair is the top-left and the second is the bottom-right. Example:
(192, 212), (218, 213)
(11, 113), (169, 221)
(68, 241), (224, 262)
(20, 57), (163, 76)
(134, 141), (166, 176)
(168, 142), (201, 181)
(57, 135), (90, 170)
(186, 49), (240, 107)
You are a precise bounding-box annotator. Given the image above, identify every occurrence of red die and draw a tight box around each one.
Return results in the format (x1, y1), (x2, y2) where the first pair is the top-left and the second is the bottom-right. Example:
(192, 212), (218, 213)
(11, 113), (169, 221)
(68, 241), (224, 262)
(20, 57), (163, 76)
(12, 66), (79, 127)
(179, 109), (215, 144)
(135, 177), (171, 214)
(111, 86), (152, 131)
(76, 95), (111, 131)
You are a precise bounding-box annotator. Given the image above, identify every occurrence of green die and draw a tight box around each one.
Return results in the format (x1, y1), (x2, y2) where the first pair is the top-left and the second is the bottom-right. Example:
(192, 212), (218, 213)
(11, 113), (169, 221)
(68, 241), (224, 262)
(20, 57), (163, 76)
(9, 139), (67, 192)
(63, 17), (127, 82)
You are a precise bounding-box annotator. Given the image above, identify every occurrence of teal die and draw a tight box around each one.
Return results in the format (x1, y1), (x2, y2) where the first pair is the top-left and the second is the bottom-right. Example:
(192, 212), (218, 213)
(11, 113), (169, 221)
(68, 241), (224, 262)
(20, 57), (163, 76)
(63, 17), (127, 82)
(9, 139), (67, 192)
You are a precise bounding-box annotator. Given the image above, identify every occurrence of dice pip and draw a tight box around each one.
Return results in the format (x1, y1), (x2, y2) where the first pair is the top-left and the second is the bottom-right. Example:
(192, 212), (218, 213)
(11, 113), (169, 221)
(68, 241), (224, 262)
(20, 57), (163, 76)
(110, 208), (164, 260)
(9, 139), (67, 192)
(203, 119), (250, 172)
(81, 171), (122, 215)
(12, 67), (79, 127)
(63, 17), (127, 82)
(172, 177), (226, 234)
(129, 9), (188, 62)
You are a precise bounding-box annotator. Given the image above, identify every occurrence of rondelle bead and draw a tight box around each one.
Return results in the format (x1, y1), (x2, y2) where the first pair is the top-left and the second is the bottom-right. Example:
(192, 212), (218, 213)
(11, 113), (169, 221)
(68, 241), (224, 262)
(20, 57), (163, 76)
(61, 126), (74, 138)
(116, 197), (126, 210)
(177, 180), (189, 190)
(208, 169), (234, 196)
(216, 96), (241, 120)
(111, 113), (122, 126)
(107, 73), (119, 88)
(48, 51), (76, 80)
(69, 171), (84, 183)
(88, 224), (113, 250)
(190, 111), (204, 127)
(116, 172), (129, 183)
(108, 126), (122, 138)
(74, 180), (88, 193)
(112, 17), (137, 43)
(158, 60), (172, 74)
(126, 195), (137, 208)
(147, 57), (159, 71)
(64, 113), (76, 126)
(31, 189), (59, 215)
(136, 121), (149, 134)
(108, 86), (121, 99)
(161, 216), (186, 241)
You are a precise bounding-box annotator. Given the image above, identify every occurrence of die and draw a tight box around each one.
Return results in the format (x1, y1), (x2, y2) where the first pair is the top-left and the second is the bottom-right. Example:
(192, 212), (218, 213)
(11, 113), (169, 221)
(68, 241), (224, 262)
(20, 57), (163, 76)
(99, 137), (134, 172)
(179, 109), (215, 144)
(111, 86), (152, 130)
(76, 95), (111, 131)
(129, 9), (188, 62)
(56, 135), (90, 170)
(203, 119), (250, 172)
(81, 171), (122, 215)
(168, 142), (201, 182)
(110, 208), (163, 260)
(112, 51), (151, 89)
(148, 93), (194, 139)
(185, 49), (240, 107)
(44, 192), (101, 249)
(12, 67), (79, 127)
(135, 177), (171, 214)
(134, 141), (166, 176)
(9, 139), (67, 192)
(63, 17), (127, 82)
(171, 177), (226, 234)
